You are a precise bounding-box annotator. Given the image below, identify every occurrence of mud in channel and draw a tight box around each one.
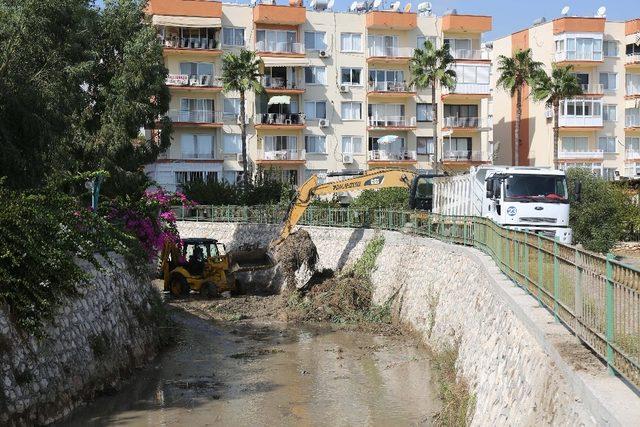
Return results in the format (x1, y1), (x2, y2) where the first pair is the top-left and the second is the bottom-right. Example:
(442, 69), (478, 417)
(60, 296), (440, 426)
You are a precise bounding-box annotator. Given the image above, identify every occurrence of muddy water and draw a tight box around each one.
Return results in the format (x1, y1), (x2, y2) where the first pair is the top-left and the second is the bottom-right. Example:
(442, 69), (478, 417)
(61, 306), (439, 426)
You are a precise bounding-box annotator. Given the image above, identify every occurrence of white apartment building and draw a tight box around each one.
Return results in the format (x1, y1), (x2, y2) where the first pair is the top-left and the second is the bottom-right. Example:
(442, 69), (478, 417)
(144, 0), (493, 191)
(491, 14), (640, 180)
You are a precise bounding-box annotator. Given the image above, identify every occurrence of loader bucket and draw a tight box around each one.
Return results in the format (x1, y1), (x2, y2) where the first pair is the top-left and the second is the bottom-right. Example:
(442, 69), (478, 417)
(229, 244), (274, 272)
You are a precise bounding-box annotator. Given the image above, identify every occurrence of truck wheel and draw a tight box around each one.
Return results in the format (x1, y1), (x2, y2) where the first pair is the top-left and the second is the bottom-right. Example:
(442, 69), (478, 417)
(200, 282), (219, 299)
(170, 275), (189, 298)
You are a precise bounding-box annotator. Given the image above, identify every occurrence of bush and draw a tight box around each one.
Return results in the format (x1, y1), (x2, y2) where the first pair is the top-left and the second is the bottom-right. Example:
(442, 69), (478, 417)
(180, 176), (294, 206)
(566, 168), (636, 253)
(350, 187), (409, 210)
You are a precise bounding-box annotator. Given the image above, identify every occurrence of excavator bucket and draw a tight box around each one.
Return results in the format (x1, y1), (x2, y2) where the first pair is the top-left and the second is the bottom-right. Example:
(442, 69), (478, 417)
(228, 244), (274, 272)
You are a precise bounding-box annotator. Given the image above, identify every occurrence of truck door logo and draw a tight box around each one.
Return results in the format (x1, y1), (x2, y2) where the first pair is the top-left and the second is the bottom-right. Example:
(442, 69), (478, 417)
(507, 206), (517, 216)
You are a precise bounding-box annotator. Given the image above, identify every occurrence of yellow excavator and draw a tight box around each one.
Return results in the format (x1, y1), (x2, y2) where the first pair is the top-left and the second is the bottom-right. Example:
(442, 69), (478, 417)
(232, 168), (437, 270)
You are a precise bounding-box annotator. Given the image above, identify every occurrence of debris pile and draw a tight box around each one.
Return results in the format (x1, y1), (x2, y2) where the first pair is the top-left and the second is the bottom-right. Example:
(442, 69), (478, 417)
(272, 229), (319, 291)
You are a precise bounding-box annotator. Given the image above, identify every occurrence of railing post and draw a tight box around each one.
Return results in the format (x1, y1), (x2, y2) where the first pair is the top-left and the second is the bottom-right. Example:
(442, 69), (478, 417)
(575, 248), (583, 319)
(537, 235), (543, 307)
(553, 238), (560, 322)
(605, 253), (615, 376)
(524, 233), (530, 292)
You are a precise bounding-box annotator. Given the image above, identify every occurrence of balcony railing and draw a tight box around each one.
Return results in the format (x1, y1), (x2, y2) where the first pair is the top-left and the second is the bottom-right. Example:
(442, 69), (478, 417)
(166, 74), (221, 87)
(260, 149), (306, 161)
(255, 113), (306, 125)
(443, 117), (491, 129)
(367, 46), (413, 58)
(367, 81), (414, 92)
(368, 150), (417, 161)
(169, 110), (223, 124)
(261, 76), (303, 90)
(161, 36), (219, 50)
(255, 41), (304, 54)
(554, 51), (603, 62)
(626, 114), (640, 128)
(626, 53), (640, 64)
(558, 150), (604, 160)
(159, 152), (218, 160)
(367, 116), (416, 128)
(450, 49), (489, 60)
(626, 151), (640, 160)
(442, 150), (487, 162)
(581, 83), (604, 94)
(558, 115), (603, 127)
(443, 82), (491, 95)
(627, 85), (640, 97)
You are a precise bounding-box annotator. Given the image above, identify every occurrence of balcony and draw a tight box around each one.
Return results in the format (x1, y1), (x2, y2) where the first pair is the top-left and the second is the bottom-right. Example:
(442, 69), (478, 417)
(158, 151), (220, 161)
(442, 117), (491, 130)
(442, 14), (492, 33)
(627, 54), (640, 68)
(626, 84), (640, 98)
(256, 149), (306, 164)
(367, 81), (415, 97)
(160, 36), (221, 55)
(366, 46), (413, 64)
(450, 49), (489, 61)
(166, 74), (222, 91)
(558, 150), (604, 160)
(261, 76), (304, 94)
(368, 150), (417, 163)
(168, 110), (223, 127)
(254, 113), (306, 129)
(581, 83), (604, 95)
(253, 4), (306, 26)
(626, 114), (640, 130)
(365, 11), (417, 30)
(554, 50), (603, 65)
(559, 115), (603, 128)
(442, 82), (491, 99)
(255, 40), (304, 56)
(442, 150), (488, 163)
(367, 116), (416, 130)
(626, 151), (640, 160)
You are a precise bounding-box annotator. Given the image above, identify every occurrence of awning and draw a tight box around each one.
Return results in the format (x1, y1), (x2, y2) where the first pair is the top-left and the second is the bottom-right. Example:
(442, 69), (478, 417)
(152, 15), (222, 28)
(261, 57), (310, 67)
(268, 96), (291, 105)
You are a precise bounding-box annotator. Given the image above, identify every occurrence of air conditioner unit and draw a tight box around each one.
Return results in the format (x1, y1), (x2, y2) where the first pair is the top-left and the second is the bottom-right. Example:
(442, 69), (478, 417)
(339, 85), (350, 93)
(342, 153), (354, 164)
(319, 50), (330, 58)
(318, 119), (329, 128)
(236, 153), (245, 162)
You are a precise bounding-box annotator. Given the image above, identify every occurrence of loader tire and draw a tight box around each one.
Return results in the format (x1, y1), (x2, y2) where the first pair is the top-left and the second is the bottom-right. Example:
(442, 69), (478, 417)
(170, 275), (190, 298)
(200, 282), (219, 299)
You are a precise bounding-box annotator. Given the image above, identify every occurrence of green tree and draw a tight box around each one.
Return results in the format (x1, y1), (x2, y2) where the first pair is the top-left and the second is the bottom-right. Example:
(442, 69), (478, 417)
(221, 49), (263, 188)
(409, 40), (456, 174)
(496, 49), (543, 166)
(532, 65), (583, 169)
(350, 188), (409, 210)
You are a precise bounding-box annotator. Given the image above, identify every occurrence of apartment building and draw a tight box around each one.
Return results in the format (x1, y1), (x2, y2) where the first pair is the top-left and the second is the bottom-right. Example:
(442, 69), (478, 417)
(492, 14), (640, 180)
(144, 0), (493, 191)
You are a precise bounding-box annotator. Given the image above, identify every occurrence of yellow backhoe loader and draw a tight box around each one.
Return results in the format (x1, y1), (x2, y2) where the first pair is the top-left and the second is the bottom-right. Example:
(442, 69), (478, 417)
(231, 169), (438, 271)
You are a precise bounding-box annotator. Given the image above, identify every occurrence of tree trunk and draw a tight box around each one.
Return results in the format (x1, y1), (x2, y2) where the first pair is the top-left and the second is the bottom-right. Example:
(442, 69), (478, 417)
(240, 90), (249, 188)
(553, 100), (560, 170)
(432, 82), (438, 174)
(514, 86), (522, 166)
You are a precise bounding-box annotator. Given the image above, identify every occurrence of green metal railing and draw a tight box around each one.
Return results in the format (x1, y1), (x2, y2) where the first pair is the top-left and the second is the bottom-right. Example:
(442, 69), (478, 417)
(175, 204), (640, 390)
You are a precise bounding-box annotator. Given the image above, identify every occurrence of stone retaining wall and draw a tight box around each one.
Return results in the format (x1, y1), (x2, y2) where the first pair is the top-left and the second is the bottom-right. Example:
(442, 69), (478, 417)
(178, 221), (640, 425)
(0, 256), (161, 425)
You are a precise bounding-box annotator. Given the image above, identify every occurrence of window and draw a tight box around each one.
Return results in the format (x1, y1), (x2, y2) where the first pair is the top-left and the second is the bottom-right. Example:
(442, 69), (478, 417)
(573, 72), (589, 86)
(417, 104), (434, 122)
(561, 36), (603, 61)
(443, 137), (472, 154)
(367, 35), (399, 56)
(304, 101), (326, 120)
(451, 64), (490, 84)
(628, 43), (640, 56)
(368, 69), (406, 91)
(444, 104), (478, 118)
(444, 38), (471, 57)
(599, 72), (617, 91)
(603, 168), (617, 181)
(305, 135), (326, 153)
(223, 27), (244, 46)
(179, 62), (213, 77)
(304, 66), (326, 85)
(341, 102), (362, 120)
(627, 74), (640, 96)
(340, 33), (362, 52)
(417, 137), (435, 155)
(176, 171), (217, 185)
(257, 29), (297, 53)
(598, 136), (617, 153)
(369, 136), (405, 151)
(341, 67), (362, 85)
(342, 136), (363, 153)
(561, 99), (602, 117)
(264, 135), (297, 151)
(555, 39), (565, 53)
(603, 40), (618, 57)
(304, 31), (326, 51)
(305, 169), (327, 184)
(603, 105), (617, 122)
(179, 98), (214, 121)
(627, 137), (640, 153)
(180, 134), (214, 159)
(223, 134), (241, 153)
(562, 137), (588, 152)
(417, 35), (437, 48)
(368, 104), (405, 123)
(223, 98), (240, 117)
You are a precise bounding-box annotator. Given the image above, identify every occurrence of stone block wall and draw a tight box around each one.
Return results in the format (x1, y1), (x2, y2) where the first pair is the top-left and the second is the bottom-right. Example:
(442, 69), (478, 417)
(0, 255), (162, 425)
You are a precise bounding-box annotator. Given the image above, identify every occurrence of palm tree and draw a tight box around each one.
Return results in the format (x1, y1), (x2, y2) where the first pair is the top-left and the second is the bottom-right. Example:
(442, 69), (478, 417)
(496, 48), (543, 166)
(221, 49), (263, 188)
(532, 65), (583, 169)
(409, 40), (456, 174)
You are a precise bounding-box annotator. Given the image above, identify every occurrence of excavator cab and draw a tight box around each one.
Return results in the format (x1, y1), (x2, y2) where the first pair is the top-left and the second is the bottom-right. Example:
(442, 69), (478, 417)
(408, 174), (437, 211)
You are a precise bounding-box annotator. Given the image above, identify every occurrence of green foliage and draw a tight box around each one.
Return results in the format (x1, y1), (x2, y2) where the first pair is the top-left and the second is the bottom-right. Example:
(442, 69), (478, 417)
(496, 49), (544, 96)
(0, 185), (144, 334)
(566, 168), (636, 253)
(350, 187), (409, 210)
(180, 176), (294, 206)
(409, 39), (457, 92)
(431, 345), (475, 426)
(350, 235), (385, 279)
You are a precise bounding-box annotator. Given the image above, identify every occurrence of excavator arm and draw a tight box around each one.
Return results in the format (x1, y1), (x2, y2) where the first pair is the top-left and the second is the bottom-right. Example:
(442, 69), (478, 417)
(273, 169), (418, 246)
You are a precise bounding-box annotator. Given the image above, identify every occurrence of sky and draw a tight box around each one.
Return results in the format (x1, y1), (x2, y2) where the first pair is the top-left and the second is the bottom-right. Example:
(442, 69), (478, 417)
(100, 0), (639, 41)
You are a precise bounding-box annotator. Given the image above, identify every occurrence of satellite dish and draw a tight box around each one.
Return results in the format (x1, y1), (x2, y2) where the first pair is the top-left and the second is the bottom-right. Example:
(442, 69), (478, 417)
(327, 0), (334, 9)
(389, 1), (400, 11)
(403, 3), (411, 12)
(561, 6), (570, 16)
(418, 2), (432, 12)
(596, 6), (606, 17)
(349, 1), (357, 11)
(373, 0), (381, 9)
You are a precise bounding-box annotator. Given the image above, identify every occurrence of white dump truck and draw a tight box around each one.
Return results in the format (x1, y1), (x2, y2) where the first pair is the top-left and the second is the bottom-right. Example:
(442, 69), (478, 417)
(431, 166), (574, 244)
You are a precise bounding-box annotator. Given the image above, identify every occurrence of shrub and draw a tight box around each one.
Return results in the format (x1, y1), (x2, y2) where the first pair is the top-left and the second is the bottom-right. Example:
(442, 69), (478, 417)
(180, 176), (294, 206)
(350, 187), (409, 210)
(566, 168), (636, 253)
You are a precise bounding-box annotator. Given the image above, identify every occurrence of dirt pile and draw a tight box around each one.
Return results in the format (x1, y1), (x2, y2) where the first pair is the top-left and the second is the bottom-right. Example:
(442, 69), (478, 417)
(273, 229), (319, 291)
